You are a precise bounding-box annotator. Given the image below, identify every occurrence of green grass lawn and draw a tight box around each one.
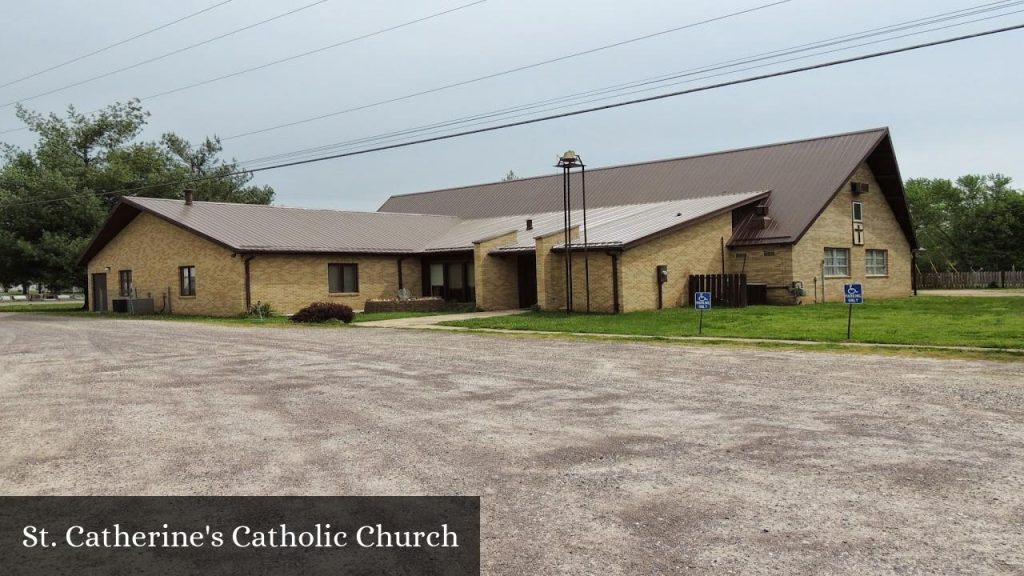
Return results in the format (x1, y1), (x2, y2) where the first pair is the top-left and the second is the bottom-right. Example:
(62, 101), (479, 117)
(442, 297), (1024, 349)
(0, 303), (456, 326)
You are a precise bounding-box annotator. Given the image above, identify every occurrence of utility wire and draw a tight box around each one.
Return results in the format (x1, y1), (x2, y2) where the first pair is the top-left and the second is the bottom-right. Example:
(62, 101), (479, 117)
(0, 0), (234, 90)
(139, 0), (487, 101)
(220, 0), (795, 140)
(0, 0), (330, 109)
(237, 2), (1024, 167)
(7, 22), (1023, 208)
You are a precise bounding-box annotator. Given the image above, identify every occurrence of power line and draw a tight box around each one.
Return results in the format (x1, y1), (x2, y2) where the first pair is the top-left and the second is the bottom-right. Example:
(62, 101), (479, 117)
(7, 22), (1023, 208)
(0, 0), (330, 109)
(236, 1), (1024, 167)
(220, 0), (795, 140)
(0, 0), (235, 90)
(139, 0), (488, 102)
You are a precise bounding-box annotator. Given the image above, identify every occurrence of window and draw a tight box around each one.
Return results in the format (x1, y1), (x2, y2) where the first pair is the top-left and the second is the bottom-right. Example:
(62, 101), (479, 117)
(823, 248), (850, 277)
(866, 249), (888, 276)
(852, 201), (863, 222)
(118, 270), (132, 297)
(763, 250), (776, 257)
(328, 263), (359, 293)
(179, 266), (196, 296)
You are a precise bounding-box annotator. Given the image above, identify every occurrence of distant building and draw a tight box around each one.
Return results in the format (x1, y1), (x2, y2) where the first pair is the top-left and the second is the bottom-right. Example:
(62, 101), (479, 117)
(80, 128), (915, 315)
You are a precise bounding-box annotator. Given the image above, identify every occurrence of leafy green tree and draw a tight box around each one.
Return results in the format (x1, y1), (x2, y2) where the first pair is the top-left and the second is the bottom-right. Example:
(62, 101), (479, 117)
(906, 174), (1024, 272)
(0, 99), (274, 294)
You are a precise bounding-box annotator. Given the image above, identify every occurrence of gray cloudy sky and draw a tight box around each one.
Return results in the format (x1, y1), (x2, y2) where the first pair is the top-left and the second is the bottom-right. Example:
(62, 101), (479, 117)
(1, 0), (1022, 211)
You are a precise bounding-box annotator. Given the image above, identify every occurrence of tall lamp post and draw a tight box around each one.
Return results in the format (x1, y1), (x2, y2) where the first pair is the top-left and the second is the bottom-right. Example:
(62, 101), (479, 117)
(556, 150), (590, 313)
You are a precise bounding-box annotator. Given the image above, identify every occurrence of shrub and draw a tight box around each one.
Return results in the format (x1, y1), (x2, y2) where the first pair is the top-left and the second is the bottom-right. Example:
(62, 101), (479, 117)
(290, 302), (355, 324)
(248, 301), (273, 319)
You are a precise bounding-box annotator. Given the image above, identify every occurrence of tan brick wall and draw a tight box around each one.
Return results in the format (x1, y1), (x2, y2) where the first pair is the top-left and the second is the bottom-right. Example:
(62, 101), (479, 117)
(473, 231), (519, 310)
(726, 244), (798, 304)
(534, 227), (578, 311)
(792, 162), (912, 303)
(400, 257), (422, 298)
(566, 251), (616, 313)
(620, 213), (733, 312)
(86, 212), (245, 316)
(250, 254), (405, 314)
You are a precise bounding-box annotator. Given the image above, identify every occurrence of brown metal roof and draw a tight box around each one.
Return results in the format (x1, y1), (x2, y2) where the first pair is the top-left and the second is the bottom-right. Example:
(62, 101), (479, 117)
(79, 197), (460, 264)
(379, 127), (914, 247)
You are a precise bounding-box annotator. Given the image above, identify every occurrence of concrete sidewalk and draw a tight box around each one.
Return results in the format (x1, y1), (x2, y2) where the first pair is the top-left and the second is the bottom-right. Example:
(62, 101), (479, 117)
(356, 308), (526, 328)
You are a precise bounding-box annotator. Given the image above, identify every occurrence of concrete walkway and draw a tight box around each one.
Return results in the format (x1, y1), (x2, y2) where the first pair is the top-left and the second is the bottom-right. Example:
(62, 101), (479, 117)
(356, 308), (526, 328)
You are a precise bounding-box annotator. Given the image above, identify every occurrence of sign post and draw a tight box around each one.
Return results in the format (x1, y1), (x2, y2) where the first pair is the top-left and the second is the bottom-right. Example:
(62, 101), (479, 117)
(694, 291), (712, 335)
(843, 283), (863, 339)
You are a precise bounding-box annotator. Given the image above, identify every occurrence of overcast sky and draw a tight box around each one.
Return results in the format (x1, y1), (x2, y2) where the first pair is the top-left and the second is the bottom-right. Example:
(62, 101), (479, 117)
(1, 0), (1021, 211)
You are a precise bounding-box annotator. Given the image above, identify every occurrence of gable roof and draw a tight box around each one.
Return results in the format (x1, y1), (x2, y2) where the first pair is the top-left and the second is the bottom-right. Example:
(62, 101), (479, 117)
(379, 127), (916, 247)
(423, 191), (769, 253)
(78, 197), (460, 264)
(79, 191), (768, 265)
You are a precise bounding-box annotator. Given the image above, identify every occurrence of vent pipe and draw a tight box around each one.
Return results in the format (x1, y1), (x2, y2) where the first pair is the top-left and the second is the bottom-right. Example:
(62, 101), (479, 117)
(184, 189), (194, 206)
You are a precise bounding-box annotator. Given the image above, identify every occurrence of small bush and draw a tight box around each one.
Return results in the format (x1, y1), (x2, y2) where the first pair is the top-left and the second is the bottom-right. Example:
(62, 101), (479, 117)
(290, 302), (355, 324)
(248, 301), (273, 319)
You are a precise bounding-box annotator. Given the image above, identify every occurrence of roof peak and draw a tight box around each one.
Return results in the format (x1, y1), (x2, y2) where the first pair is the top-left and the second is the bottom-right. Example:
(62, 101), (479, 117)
(384, 127), (889, 202)
(125, 196), (459, 219)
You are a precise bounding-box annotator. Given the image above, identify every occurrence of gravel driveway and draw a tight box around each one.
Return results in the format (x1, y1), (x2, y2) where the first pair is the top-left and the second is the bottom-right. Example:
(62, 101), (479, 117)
(1, 313), (1022, 575)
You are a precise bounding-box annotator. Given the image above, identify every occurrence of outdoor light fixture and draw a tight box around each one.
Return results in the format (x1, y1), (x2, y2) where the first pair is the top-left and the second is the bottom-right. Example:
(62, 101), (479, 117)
(555, 150), (590, 313)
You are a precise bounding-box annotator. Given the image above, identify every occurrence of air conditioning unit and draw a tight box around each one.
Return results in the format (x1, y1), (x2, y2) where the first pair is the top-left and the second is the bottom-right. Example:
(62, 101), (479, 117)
(851, 182), (870, 194)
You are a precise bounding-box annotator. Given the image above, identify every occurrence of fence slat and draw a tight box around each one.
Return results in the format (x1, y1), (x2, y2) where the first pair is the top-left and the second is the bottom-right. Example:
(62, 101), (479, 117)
(916, 271), (1024, 289)
(688, 274), (747, 307)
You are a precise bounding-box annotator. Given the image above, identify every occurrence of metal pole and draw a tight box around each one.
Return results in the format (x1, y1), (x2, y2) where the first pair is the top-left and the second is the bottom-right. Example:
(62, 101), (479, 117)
(562, 166), (571, 314)
(566, 166), (573, 313)
(847, 304), (853, 339)
(699, 309), (704, 335)
(581, 161), (590, 313)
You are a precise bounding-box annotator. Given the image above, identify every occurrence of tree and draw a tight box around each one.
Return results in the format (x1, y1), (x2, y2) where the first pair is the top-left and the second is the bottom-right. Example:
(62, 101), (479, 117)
(0, 100), (274, 294)
(906, 174), (1024, 272)
(501, 170), (518, 182)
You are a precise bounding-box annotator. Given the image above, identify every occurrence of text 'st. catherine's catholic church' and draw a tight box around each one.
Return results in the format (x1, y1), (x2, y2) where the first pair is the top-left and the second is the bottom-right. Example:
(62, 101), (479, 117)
(80, 127), (916, 316)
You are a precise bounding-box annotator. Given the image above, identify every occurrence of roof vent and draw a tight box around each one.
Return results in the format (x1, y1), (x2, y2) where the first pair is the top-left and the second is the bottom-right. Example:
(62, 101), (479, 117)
(761, 216), (773, 229)
(851, 182), (870, 195)
(525, 218), (533, 231)
(754, 201), (769, 216)
(184, 189), (194, 206)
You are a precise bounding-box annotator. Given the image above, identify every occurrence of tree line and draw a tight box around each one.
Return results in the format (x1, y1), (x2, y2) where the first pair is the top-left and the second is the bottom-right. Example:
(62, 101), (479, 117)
(1, 100), (1023, 293)
(0, 100), (273, 294)
(906, 174), (1024, 272)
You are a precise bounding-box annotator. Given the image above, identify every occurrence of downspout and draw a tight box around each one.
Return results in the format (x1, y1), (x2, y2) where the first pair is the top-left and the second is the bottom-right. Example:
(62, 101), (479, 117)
(911, 250), (918, 296)
(396, 256), (405, 290)
(720, 237), (726, 275)
(243, 254), (255, 312)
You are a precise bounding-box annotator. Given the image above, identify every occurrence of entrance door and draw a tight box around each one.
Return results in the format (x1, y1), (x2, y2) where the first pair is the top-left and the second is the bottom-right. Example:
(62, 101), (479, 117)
(517, 254), (538, 308)
(91, 273), (108, 312)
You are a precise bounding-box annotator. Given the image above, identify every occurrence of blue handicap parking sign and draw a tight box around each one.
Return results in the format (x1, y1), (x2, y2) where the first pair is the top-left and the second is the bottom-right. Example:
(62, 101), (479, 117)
(694, 292), (712, 310)
(844, 283), (863, 304)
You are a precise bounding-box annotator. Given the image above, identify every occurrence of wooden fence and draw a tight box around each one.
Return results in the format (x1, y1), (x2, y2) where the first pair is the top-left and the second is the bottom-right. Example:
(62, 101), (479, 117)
(916, 270), (1024, 289)
(688, 273), (748, 307)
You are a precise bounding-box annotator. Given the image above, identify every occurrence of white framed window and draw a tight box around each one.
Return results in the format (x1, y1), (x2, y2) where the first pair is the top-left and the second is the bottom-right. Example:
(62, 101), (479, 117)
(852, 201), (863, 222)
(866, 249), (888, 276)
(823, 248), (850, 277)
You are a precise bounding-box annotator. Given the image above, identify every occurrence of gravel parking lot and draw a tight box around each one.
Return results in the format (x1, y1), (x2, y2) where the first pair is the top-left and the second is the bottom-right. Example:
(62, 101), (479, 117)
(1, 313), (1022, 575)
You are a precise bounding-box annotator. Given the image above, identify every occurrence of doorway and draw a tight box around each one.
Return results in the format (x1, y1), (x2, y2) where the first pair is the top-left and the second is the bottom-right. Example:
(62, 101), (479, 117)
(424, 258), (476, 303)
(517, 253), (537, 308)
(91, 273), (108, 312)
